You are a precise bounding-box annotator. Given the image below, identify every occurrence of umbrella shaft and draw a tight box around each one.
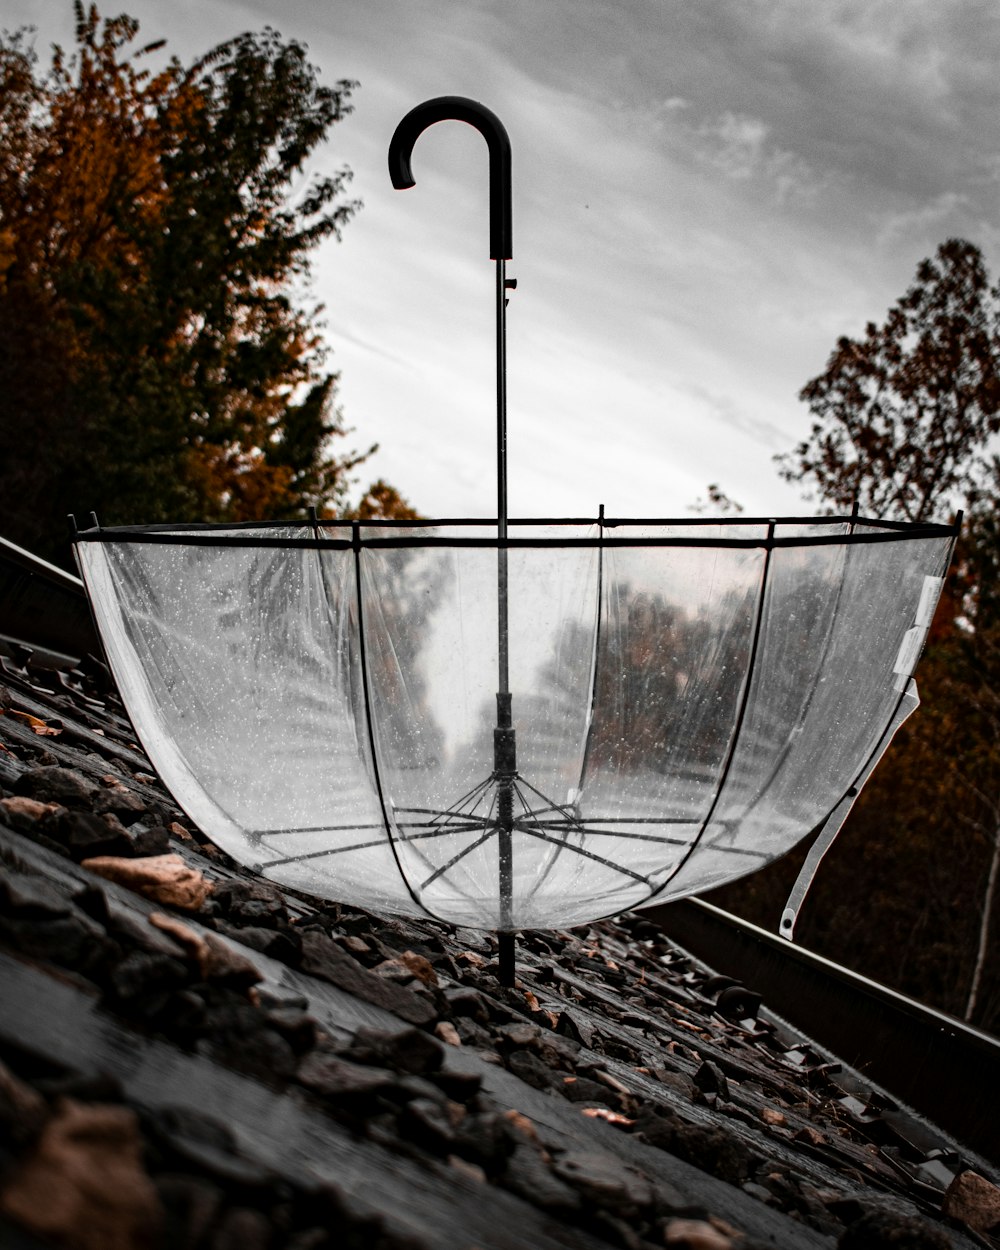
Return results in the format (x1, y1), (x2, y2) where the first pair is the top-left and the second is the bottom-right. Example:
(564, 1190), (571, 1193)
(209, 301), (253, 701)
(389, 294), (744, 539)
(496, 257), (509, 695)
(495, 258), (514, 935)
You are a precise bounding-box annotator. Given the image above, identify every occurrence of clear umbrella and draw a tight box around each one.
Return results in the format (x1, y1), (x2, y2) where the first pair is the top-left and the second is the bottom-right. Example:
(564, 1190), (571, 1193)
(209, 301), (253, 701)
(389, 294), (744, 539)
(73, 99), (958, 983)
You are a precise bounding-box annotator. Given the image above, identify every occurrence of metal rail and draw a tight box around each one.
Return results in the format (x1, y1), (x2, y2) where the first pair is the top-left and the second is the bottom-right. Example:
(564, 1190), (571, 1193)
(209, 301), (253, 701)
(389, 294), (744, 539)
(0, 537), (98, 665)
(4, 530), (999, 1159)
(649, 897), (1000, 1162)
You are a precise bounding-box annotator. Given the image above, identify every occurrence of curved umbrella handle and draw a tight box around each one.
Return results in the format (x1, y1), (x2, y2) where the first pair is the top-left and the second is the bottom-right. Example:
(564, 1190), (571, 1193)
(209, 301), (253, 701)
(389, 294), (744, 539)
(388, 96), (512, 259)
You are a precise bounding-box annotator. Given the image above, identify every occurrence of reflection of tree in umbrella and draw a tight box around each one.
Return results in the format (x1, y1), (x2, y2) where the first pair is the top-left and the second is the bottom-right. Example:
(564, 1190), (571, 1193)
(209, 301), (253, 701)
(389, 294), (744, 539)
(73, 99), (959, 984)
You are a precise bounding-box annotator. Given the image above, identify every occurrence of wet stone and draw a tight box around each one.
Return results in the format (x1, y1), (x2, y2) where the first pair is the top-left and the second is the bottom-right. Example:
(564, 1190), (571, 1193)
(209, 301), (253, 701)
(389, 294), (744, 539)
(298, 930), (436, 1027)
(561, 1074), (615, 1104)
(0, 795), (65, 831)
(695, 1060), (730, 1100)
(296, 1051), (399, 1104)
(3, 907), (119, 980)
(398, 1096), (465, 1152)
(129, 823), (172, 855)
(349, 1024), (444, 1076)
(450, 1111), (513, 1170)
(551, 1150), (654, 1211)
(215, 920), (301, 964)
(443, 985), (492, 1023)
(502, 1143), (582, 1211)
(0, 1098), (162, 1250)
(632, 1107), (754, 1187)
(507, 1048), (557, 1091)
(144, 1105), (278, 1192)
(838, 1210), (954, 1248)
(82, 853), (213, 911)
(15, 765), (99, 809)
(663, 1217), (734, 1249)
(427, 1067), (482, 1104)
(264, 1008), (317, 1054)
(942, 1170), (1000, 1234)
(454, 1017), (494, 1048)
(108, 950), (191, 1003)
(93, 782), (148, 826)
(0, 869), (70, 918)
(213, 879), (288, 928)
(57, 809), (135, 860)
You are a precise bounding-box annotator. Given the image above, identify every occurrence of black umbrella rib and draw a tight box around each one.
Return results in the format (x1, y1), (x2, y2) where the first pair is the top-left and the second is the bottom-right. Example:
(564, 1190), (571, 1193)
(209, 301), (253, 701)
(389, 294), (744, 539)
(524, 822), (691, 847)
(419, 826), (498, 890)
(515, 811), (700, 825)
(259, 822), (490, 868)
(512, 822), (651, 884)
(514, 780), (569, 902)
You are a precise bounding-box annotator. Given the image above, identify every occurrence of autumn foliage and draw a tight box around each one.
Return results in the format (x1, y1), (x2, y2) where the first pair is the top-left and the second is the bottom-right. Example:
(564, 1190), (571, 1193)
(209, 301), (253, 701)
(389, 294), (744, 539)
(0, 5), (403, 566)
(715, 240), (1000, 1032)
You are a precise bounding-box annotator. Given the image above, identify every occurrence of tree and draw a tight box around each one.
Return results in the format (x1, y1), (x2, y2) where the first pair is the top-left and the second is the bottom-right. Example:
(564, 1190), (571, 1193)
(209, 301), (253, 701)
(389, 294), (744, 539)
(776, 239), (1000, 521)
(715, 241), (1000, 1031)
(0, 4), (397, 566)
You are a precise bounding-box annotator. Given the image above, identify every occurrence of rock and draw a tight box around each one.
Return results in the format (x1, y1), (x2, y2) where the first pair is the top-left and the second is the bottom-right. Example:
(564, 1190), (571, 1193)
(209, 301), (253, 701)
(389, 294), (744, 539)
(1, 904), (118, 980)
(943, 1170), (1000, 1234)
(552, 1150), (654, 1210)
(214, 920), (301, 964)
(94, 780), (147, 826)
(372, 956), (417, 984)
(0, 869), (70, 918)
(130, 824), (172, 855)
(633, 1107), (753, 1187)
(101, 903), (188, 960)
(507, 1049), (557, 1090)
(664, 1218), (734, 1249)
(562, 1075), (616, 1104)
(148, 913), (262, 988)
(0, 1098), (162, 1250)
(107, 950), (191, 1003)
(212, 879), (288, 928)
(15, 765), (99, 808)
(435, 1020), (462, 1047)
(296, 1051), (399, 1103)
(443, 986), (492, 1023)
(694, 1060), (729, 1100)
(451, 1111), (513, 1169)
(399, 1096), (465, 1152)
(263, 1007), (317, 1054)
(350, 1024), (444, 1075)
(503, 1144), (581, 1211)
(81, 854), (212, 911)
(399, 949), (439, 986)
(58, 810), (136, 860)
(499, 1021), (542, 1048)
(427, 1067), (482, 1104)
(838, 1209), (954, 1248)
(299, 930), (436, 1027)
(0, 794), (64, 829)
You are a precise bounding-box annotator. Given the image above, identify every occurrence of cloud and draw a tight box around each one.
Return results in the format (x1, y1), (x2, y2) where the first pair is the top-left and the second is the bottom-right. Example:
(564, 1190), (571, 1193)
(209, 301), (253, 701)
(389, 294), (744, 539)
(875, 191), (971, 248)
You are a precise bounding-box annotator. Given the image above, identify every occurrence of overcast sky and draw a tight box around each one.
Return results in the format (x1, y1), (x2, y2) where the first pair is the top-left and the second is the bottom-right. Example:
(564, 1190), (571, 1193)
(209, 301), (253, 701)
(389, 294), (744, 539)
(14, 0), (1000, 520)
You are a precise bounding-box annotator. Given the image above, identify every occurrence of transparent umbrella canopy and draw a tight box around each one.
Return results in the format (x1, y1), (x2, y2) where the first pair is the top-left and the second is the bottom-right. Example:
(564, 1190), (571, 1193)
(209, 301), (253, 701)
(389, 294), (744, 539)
(73, 99), (958, 971)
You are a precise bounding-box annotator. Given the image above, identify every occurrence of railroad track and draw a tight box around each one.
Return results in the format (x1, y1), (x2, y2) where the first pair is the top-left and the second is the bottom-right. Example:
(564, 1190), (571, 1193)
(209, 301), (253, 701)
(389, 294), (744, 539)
(2, 531), (998, 1162)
